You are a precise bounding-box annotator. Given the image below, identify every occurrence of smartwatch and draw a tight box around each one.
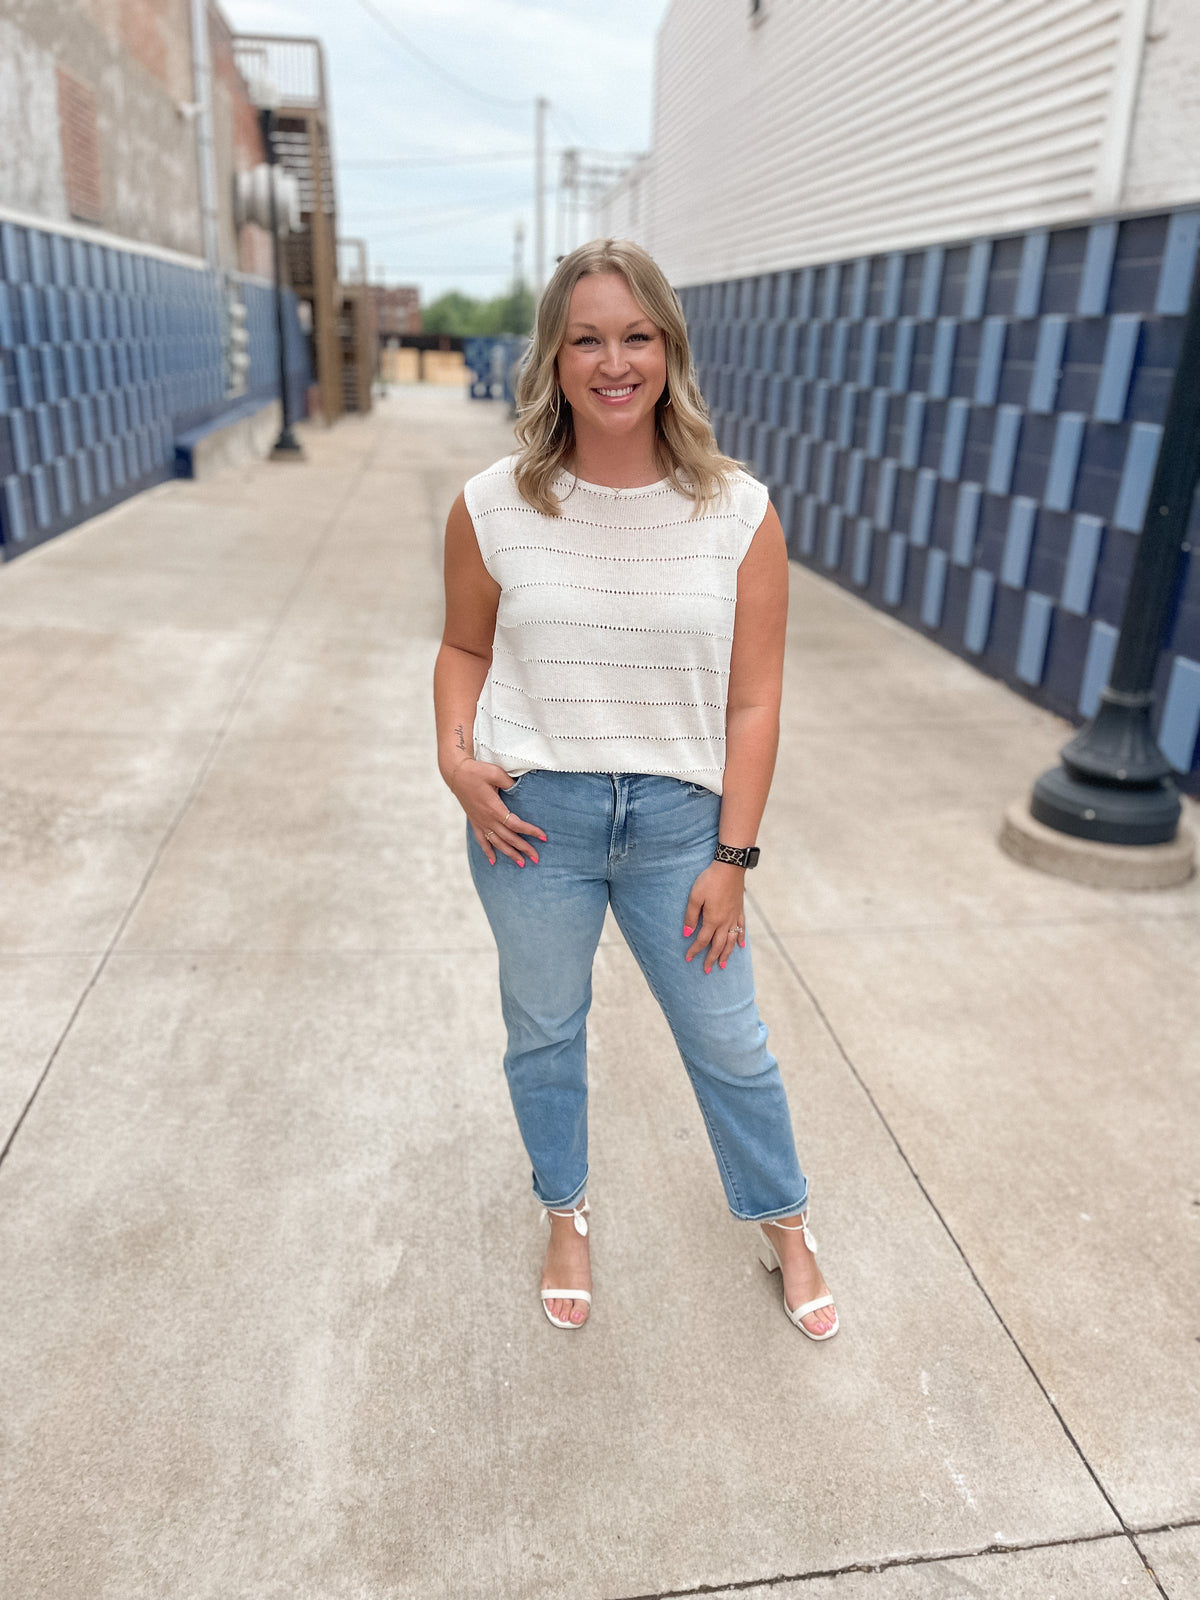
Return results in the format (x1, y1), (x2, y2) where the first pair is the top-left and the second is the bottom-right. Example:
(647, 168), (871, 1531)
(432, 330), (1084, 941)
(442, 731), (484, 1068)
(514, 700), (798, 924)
(714, 842), (761, 869)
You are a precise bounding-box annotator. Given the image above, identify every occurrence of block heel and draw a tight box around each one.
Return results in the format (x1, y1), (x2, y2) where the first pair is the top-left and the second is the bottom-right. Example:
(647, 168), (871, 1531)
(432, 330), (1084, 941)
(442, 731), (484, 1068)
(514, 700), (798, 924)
(756, 1196), (839, 1342)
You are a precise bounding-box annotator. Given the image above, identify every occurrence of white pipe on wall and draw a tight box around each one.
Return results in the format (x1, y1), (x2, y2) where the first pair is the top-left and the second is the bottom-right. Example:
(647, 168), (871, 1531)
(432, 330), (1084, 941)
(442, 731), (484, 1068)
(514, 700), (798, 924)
(1093, 0), (1154, 212)
(188, 0), (220, 265)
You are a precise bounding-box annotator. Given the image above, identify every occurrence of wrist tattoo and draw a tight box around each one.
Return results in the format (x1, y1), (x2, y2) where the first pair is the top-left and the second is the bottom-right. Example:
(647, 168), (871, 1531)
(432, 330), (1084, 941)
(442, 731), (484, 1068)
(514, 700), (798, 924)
(454, 723), (466, 752)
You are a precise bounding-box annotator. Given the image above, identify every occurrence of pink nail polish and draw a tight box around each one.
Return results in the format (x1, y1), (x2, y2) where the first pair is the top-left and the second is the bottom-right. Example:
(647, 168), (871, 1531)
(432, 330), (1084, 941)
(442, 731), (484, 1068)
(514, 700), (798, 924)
(683, 926), (693, 936)
(517, 859), (525, 868)
(685, 954), (692, 962)
(720, 960), (726, 969)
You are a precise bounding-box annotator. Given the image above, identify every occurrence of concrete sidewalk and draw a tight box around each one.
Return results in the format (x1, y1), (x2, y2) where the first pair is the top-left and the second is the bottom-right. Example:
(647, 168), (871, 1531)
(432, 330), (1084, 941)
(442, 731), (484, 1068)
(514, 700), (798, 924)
(1, 386), (1196, 1600)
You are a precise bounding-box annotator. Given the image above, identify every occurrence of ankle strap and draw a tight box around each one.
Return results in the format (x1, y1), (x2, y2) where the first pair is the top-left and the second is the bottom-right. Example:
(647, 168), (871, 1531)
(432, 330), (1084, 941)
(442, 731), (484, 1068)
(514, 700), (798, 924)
(542, 1197), (589, 1236)
(764, 1208), (817, 1252)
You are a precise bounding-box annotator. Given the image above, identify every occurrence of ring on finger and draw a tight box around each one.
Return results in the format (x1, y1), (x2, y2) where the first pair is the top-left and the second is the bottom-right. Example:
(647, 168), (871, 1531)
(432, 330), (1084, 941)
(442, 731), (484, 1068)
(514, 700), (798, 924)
(485, 829), (496, 842)
(503, 811), (515, 825)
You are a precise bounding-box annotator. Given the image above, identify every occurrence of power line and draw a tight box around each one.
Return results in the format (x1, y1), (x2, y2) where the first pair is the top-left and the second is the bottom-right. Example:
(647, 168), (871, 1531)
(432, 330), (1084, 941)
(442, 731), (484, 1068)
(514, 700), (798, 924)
(340, 147), (640, 170)
(339, 149), (535, 170)
(384, 264), (513, 274)
(354, 202), (532, 239)
(347, 199), (529, 221)
(350, 0), (529, 113)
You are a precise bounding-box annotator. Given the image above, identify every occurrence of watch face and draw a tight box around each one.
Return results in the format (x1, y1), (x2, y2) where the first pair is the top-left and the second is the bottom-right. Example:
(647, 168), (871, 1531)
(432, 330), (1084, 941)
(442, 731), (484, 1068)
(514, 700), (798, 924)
(747, 846), (761, 869)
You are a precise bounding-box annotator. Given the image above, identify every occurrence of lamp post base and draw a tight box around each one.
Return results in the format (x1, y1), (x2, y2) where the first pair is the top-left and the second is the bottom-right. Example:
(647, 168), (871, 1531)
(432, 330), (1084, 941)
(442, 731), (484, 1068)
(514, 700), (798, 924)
(1029, 761), (1181, 846)
(1000, 799), (1195, 889)
(270, 426), (305, 461)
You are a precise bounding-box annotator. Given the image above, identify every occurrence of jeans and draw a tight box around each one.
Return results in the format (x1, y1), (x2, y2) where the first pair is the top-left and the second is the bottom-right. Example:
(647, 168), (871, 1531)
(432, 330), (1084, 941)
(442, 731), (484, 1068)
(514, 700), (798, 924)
(468, 770), (810, 1221)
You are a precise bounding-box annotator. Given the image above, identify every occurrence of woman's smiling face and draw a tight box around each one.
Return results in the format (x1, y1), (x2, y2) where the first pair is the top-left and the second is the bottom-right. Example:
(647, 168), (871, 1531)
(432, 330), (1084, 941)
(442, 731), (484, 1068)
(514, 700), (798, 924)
(556, 272), (668, 440)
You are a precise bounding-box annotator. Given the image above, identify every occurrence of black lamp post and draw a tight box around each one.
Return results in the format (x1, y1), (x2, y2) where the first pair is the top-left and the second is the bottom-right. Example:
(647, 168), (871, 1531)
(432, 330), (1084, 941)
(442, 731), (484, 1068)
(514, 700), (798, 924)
(1028, 253), (1200, 845)
(258, 103), (303, 460)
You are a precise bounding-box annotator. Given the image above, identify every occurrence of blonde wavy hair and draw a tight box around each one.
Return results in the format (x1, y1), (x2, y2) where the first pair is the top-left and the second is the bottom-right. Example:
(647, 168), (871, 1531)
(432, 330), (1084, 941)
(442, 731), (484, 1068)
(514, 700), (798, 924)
(513, 238), (739, 516)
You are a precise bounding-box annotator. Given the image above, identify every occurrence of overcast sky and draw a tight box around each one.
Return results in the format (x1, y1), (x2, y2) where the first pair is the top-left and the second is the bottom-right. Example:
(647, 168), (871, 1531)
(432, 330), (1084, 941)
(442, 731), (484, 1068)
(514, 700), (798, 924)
(220, 0), (670, 304)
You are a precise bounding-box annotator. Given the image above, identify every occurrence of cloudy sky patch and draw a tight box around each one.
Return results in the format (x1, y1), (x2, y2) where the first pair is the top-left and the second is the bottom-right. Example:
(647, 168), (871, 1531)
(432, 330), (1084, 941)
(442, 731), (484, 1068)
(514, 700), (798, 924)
(222, 0), (669, 302)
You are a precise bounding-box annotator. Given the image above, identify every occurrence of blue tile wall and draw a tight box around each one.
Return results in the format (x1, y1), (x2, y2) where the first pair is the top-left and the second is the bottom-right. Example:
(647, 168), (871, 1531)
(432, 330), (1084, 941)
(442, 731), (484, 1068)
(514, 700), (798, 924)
(680, 206), (1200, 791)
(0, 218), (311, 559)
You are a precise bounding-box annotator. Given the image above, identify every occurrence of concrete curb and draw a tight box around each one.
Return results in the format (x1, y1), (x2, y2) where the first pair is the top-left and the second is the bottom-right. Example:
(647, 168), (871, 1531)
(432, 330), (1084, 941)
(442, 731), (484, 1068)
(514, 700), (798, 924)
(998, 798), (1197, 889)
(175, 398), (283, 480)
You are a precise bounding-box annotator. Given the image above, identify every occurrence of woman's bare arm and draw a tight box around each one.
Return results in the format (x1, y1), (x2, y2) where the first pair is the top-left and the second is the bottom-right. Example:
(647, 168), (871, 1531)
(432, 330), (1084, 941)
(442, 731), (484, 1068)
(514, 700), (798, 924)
(434, 492), (498, 784)
(434, 492), (546, 866)
(720, 501), (789, 845)
(683, 503), (788, 971)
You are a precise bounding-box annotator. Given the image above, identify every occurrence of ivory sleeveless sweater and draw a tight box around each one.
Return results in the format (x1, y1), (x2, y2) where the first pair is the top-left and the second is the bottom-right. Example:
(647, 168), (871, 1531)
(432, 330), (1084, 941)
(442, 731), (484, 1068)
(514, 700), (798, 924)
(463, 455), (769, 796)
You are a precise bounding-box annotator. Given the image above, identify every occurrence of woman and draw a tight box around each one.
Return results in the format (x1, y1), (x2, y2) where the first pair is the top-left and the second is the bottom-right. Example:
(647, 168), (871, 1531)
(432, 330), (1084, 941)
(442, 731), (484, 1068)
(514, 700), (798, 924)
(433, 239), (838, 1341)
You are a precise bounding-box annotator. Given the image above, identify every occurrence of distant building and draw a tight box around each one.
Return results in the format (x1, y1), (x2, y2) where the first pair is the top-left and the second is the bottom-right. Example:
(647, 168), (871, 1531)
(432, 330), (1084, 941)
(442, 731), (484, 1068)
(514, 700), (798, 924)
(595, 0), (1200, 789)
(370, 285), (422, 338)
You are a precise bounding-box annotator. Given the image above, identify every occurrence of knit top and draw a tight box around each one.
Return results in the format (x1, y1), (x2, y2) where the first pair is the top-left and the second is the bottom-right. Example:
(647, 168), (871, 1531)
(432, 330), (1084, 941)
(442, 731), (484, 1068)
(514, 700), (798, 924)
(462, 454), (770, 795)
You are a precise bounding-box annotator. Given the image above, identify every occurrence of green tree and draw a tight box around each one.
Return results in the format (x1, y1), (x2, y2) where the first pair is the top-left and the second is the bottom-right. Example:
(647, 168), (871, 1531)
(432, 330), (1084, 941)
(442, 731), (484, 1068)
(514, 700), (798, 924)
(421, 291), (478, 336)
(495, 285), (534, 336)
(422, 286), (533, 337)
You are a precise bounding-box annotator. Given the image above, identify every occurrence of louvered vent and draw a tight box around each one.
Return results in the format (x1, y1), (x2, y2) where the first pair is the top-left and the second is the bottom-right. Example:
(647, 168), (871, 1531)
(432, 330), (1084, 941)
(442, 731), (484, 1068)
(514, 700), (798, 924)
(56, 66), (103, 225)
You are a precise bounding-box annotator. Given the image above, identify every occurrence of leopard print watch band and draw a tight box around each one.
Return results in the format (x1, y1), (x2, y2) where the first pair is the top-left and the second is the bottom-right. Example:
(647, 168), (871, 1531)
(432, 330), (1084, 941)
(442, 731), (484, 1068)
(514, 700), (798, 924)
(714, 842), (761, 869)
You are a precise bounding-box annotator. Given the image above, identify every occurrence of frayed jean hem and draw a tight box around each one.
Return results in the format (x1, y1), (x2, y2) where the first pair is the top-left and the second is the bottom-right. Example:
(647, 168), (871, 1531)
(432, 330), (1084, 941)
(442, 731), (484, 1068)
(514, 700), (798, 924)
(730, 1187), (810, 1224)
(533, 1169), (589, 1213)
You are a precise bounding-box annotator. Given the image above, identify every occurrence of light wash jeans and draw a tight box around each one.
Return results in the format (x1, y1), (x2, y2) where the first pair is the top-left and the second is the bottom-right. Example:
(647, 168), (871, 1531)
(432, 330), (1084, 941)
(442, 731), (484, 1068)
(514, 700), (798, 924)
(468, 770), (810, 1221)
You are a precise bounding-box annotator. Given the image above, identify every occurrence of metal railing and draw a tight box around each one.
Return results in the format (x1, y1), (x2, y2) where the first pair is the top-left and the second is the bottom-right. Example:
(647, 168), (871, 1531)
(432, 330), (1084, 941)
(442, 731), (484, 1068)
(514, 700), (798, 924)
(232, 35), (327, 110)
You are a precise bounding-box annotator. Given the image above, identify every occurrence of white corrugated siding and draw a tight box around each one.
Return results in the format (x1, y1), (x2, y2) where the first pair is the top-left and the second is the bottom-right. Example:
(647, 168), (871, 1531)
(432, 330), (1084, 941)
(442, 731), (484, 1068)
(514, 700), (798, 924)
(645, 0), (1146, 285)
(1122, 0), (1200, 211)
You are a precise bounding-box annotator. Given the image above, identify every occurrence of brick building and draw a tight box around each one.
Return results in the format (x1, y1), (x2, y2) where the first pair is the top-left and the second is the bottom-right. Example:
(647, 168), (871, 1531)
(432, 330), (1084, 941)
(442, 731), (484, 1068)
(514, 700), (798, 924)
(0, 0), (270, 270)
(0, 0), (312, 558)
(370, 284), (421, 338)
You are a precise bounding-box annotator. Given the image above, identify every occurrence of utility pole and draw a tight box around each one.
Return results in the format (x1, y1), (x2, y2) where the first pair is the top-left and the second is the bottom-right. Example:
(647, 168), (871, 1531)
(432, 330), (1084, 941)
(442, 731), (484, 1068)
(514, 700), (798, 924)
(512, 218), (526, 332)
(561, 148), (579, 257)
(555, 149), (567, 258)
(534, 95), (549, 297)
(513, 218), (525, 291)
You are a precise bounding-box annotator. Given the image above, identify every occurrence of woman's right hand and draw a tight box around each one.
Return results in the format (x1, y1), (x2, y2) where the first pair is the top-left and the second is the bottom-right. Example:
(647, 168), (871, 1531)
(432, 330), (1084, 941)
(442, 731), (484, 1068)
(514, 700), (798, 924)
(449, 759), (547, 867)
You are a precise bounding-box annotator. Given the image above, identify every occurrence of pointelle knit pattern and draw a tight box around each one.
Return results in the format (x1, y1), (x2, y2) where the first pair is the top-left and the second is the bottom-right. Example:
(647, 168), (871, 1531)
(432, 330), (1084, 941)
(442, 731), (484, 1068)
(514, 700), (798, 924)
(463, 454), (770, 795)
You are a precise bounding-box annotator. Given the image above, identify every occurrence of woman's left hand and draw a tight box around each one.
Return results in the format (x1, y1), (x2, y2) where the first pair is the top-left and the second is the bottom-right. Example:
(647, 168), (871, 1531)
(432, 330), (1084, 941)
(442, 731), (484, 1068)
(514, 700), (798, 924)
(682, 863), (747, 973)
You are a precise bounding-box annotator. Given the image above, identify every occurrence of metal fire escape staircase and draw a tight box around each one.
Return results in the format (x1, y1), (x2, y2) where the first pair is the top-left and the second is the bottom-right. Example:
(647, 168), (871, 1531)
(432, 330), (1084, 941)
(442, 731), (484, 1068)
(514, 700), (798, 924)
(232, 33), (373, 421)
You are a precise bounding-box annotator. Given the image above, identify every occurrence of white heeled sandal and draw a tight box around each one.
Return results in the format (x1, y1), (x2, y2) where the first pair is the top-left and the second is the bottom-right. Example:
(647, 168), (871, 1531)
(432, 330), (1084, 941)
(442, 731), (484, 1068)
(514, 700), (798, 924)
(539, 1198), (591, 1329)
(757, 1204), (839, 1341)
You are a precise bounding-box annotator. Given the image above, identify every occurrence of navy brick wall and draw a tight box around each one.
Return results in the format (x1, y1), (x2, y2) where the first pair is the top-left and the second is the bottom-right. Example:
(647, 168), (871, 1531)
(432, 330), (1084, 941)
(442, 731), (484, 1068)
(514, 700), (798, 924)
(0, 217), (311, 560)
(681, 209), (1200, 792)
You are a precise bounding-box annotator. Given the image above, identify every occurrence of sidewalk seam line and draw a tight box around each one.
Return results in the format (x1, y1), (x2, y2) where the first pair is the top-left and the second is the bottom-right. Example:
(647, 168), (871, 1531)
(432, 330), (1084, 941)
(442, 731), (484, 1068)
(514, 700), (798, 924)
(748, 890), (1170, 1600)
(755, 910), (1199, 938)
(0, 444), (376, 1176)
(604, 1516), (1194, 1599)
